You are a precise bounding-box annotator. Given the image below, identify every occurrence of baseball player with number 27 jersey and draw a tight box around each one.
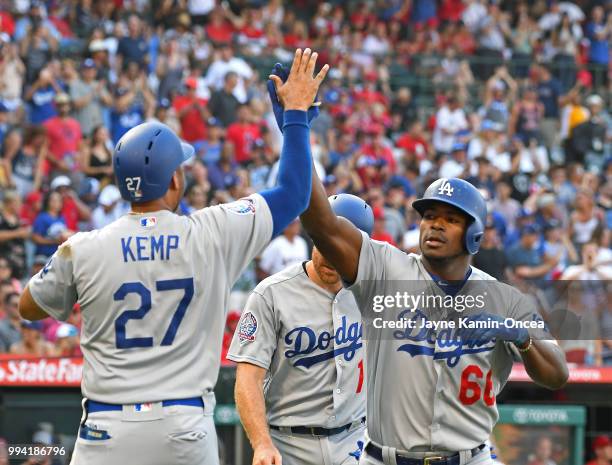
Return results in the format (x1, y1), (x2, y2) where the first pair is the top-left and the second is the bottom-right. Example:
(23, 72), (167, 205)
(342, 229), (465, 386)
(298, 175), (569, 465)
(229, 194), (374, 465)
(18, 48), (330, 465)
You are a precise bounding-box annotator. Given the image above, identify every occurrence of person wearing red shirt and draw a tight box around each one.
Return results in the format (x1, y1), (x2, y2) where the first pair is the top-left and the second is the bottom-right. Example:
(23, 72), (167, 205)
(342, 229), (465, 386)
(205, 7), (235, 45)
(49, 175), (91, 232)
(353, 73), (388, 106)
(586, 436), (611, 465)
(43, 93), (82, 175)
(173, 77), (209, 144)
(361, 127), (396, 172)
(371, 207), (396, 246)
(225, 105), (262, 165)
(396, 120), (431, 161)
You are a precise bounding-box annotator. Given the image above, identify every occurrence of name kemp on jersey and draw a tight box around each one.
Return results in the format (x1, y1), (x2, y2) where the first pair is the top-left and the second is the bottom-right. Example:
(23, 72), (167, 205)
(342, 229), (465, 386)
(120, 234), (180, 262)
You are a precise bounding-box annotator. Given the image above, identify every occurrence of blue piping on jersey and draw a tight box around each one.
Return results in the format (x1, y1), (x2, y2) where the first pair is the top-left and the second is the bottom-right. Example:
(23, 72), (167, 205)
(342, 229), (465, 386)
(260, 110), (312, 237)
(427, 267), (472, 296)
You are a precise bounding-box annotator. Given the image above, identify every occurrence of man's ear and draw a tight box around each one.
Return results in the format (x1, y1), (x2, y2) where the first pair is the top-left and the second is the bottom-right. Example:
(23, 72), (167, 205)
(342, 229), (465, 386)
(170, 169), (181, 191)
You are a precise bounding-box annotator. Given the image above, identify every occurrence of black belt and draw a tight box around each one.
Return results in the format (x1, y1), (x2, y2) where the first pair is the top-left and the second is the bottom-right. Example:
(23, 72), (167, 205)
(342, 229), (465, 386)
(365, 442), (487, 465)
(269, 417), (365, 437)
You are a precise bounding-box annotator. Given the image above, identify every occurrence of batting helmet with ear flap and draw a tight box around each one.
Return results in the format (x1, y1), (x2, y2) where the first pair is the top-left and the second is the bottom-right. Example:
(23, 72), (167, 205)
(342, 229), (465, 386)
(412, 178), (487, 255)
(113, 122), (194, 203)
(329, 194), (374, 235)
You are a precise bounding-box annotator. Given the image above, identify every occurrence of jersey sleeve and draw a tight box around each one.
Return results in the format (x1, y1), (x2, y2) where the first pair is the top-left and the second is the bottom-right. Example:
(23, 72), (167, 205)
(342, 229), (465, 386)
(507, 290), (554, 342)
(192, 193), (273, 284)
(346, 231), (390, 291)
(226, 290), (278, 369)
(27, 243), (77, 321)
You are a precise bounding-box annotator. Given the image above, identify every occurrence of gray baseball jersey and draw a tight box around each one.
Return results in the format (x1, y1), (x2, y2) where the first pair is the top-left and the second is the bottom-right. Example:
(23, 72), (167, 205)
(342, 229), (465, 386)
(28, 194), (272, 404)
(347, 231), (552, 452)
(227, 262), (366, 428)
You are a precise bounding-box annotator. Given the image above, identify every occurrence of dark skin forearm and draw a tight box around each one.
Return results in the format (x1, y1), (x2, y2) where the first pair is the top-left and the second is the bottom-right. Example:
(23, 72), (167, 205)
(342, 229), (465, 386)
(520, 340), (569, 389)
(299, 168), (362, 282)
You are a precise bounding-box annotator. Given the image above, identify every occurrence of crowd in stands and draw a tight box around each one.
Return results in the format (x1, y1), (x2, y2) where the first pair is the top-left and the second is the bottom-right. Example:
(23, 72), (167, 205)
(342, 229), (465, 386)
(0, 0), (610, 365)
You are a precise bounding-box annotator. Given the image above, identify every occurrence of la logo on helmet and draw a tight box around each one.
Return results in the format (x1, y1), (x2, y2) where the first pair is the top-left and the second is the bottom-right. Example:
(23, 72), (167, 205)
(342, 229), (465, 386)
(438, 179), (454, 197)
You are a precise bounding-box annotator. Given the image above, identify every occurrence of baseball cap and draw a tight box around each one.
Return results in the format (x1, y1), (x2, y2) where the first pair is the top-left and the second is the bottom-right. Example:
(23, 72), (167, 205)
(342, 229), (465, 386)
(21, 320), (43, 331)
(544, 218), (562, 231)
(521, 223), (541, 236)
(207, 117), (222, 127)
(89, 40), (108, 53)
(54, 93), (71, 105)
(586, 94), (603, 107)
(98, 184), (121, 207)
(323, 174), (337, 186)
(157, 98), (171, 109)
(82, 58), (96, 69)
(33, 255), (49, 266)
(373, 206), (385, 220)
(185, 77), (197, 89)
(593, 436), (611, 450)
(451, 142), (467, 152)
(56, 323), (78, 339)
(50, 175), (71, 190)
(537, 193), (556, 209)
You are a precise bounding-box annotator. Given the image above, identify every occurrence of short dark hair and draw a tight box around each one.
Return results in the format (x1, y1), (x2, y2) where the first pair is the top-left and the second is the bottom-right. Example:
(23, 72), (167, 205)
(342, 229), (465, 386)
(4, 292), (19, 306)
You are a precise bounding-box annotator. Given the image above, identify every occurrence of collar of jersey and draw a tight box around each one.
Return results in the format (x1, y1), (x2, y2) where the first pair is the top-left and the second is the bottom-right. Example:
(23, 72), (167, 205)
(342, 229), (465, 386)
(425, 266), (472, 296)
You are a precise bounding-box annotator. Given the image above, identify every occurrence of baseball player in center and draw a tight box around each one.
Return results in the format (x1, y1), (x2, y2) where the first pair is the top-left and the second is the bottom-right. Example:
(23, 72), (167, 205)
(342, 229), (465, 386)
(229, 194), (374, 465)
(296, 173), (569, 464)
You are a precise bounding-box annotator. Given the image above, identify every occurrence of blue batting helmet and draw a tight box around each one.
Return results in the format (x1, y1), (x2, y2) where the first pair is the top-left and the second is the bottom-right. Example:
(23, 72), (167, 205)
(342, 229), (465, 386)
(113, 122), (194, 203)
(412, 178), (487, 255)
(329, 194), (374, 235)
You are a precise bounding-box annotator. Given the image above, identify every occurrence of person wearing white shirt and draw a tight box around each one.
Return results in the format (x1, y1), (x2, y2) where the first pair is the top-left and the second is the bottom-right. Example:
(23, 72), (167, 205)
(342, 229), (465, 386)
(205, 44), (254, 104)
(258, 219), (309, 277)
(432, 95), (468, 154)
(91, 185), (129, 229)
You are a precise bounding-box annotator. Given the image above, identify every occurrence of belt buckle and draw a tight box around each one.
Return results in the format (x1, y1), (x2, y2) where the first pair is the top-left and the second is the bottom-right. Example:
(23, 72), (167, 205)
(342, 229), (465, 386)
(309, 427), (319, 436)
(423, 456), (444, 465)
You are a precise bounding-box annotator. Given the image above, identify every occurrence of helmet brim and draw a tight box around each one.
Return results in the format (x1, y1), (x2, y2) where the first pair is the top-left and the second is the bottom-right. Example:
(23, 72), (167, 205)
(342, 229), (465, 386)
(412, 198), (472, 222)
(181, 142), (195, 162)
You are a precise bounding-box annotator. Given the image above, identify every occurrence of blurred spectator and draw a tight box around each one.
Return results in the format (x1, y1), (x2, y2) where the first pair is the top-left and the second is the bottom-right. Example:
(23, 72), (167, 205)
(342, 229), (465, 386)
(81, 125), (114, 184)
(24, 67), (62, 124)
(69, 59), (112, 137)
(116, 15), (149, 71)
(0, 292), (22, 352)
(50, 176), (91, 232)
(509, 86), (544, 144)
(208, 71), (240, 128)
(391, 87), (418, 132)
(569, 189), (605, 250)
(506, 224), (559, 287)
(526, 436), (557, 465)
(208, 141), (239, 192)
(147, 98), (180, 134)
(371, 207), (396, 246)
(569, 94), (608, 172)
(110, 65), (155, 144)
(43, 93), (82, 176)
(0, 190), (30, 279)
(258, 219), (308, 278)
(199, 118), (224, 166)
(473, 218), (507, 282)
(226, 105), (262, 166)
(31, 190), (73, 259)
(0, 39), (26, 119)
(91, 185), (126, 229)
(52, 323), (81, 357)
(173, 77), (209, 146)
(205, 43), (254, 104)
(585, 436), (611, 465)
(585, 6), (611, 88)
(542, 219), (578, 280)
(5, 125), (47, 197)
(432, 94), (468, 155)
(533, 64), (562, 149)
(440, 142), (468, 179)
(561, 241), (612, 281)
(10, 319), (54, 356)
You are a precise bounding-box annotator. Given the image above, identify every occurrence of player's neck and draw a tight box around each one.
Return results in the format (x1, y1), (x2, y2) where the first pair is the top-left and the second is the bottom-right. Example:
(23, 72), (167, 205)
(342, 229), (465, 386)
(305, 260), (342, 294)
(130, 199), (175, 213)
(420, 255), (471, 281)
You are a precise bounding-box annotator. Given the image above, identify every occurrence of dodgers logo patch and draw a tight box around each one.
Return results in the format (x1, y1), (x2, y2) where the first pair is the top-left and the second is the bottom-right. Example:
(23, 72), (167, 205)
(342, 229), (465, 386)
(227, 198), (256, 215)
(239, 312), (258, 344)
(140, 216), (157, 228)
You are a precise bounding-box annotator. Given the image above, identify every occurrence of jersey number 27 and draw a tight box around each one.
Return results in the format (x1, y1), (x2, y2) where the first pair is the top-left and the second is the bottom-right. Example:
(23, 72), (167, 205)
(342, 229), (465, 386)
(114, 278), (194, 349)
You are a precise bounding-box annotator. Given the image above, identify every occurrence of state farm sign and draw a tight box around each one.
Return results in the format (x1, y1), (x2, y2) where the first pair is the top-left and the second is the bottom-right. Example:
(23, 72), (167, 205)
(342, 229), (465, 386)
(0, 357), (82, 386)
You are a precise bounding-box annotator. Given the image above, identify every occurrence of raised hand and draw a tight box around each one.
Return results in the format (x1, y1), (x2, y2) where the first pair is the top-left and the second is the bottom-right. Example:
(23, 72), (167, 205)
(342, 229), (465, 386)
(268, 48), (329, 112)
